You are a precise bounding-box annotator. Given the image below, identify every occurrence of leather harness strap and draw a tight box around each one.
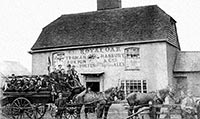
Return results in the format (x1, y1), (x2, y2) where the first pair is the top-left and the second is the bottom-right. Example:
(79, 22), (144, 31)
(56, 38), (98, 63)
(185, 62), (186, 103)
(154, 90), (164, 103)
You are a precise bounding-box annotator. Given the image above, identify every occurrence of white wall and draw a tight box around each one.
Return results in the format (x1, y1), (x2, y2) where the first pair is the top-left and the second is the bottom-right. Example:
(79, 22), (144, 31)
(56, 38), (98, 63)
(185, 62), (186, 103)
(32, 42), (175, 92)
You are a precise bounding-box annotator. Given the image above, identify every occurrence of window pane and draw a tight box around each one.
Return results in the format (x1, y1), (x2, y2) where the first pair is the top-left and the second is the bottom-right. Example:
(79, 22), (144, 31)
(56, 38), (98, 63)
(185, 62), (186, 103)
(124, 80), (147, 95)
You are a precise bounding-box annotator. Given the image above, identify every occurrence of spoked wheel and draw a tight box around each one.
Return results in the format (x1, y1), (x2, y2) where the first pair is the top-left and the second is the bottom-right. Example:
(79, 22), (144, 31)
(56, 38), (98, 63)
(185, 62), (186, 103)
(63, 106), (78, 119)
(34, 103), (47, 119)
(11, 97), (34, 119)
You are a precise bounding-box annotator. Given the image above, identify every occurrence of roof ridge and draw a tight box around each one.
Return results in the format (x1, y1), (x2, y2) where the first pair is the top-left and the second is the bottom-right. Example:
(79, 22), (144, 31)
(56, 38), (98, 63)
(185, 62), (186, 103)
(179, 51), (200, 53)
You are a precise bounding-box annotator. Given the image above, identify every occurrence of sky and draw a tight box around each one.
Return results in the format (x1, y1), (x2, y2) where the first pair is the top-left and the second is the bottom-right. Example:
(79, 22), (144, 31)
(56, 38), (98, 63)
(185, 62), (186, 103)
(0, 0), (200, 72)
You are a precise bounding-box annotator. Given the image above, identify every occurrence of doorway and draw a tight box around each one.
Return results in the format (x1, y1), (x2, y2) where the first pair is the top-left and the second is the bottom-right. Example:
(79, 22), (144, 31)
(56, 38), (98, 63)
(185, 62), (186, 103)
(86, 82), (100, 92)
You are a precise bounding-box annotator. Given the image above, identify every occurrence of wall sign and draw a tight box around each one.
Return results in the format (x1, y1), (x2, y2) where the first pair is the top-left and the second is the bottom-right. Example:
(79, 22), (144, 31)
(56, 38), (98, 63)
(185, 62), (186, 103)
(52, 46), (125, 70)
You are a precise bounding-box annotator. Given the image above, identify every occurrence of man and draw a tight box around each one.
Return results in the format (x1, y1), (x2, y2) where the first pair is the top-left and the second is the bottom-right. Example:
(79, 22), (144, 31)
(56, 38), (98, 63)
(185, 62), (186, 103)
(28, 79), (35, 91)
(35, 78), (42, 92)
(58, 64), (62, 73)
(66, 64), (72, 76)
(55, 93), (65, 119)
(50, 67), (59, 83)
(71, 65), (82, 87)
(22, 78), (29, 92)
(15, 79), (23, 92)
(71, 65), (77, 76)
(58, 69), (66, 82)
(66, 64), (75, 87)
(181, 90), (196, 119)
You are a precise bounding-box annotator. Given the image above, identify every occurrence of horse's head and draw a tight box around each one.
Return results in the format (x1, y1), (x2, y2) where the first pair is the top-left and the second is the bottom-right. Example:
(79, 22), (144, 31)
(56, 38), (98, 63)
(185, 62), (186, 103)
(116, 87), (125, 100)
(155, 87), (175, 104)
(71, 85), (86, 95)
(104, 87), (118, 101)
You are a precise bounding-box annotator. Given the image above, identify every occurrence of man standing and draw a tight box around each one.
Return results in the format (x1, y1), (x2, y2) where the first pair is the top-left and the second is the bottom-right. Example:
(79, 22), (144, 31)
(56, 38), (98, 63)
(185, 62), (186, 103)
(181, 90), (196, 119)
(55, 93), (65, 119)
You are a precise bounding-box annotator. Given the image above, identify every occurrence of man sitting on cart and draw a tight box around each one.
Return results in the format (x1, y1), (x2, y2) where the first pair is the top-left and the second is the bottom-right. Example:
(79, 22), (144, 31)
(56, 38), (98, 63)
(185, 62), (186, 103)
(67, 64), (82, 88)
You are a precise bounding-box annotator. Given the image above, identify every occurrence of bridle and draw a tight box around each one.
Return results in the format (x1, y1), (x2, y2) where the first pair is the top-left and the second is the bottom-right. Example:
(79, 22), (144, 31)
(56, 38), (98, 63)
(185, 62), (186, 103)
(154, 89), (175, 104)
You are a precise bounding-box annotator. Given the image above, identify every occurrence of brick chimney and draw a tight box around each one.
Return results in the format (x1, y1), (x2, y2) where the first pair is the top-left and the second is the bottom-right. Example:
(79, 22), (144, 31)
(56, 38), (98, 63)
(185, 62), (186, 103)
(97, 0), (121, 10)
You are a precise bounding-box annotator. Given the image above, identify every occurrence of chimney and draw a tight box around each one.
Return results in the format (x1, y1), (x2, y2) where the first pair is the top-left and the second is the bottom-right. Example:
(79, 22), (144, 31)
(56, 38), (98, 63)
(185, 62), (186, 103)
(97, 0), (121, 10)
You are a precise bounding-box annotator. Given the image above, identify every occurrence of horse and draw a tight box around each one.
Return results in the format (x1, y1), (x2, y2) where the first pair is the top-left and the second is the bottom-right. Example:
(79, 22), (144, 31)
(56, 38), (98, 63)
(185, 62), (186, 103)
(74, 87), (125, 119)
(126, 87), (174, 119)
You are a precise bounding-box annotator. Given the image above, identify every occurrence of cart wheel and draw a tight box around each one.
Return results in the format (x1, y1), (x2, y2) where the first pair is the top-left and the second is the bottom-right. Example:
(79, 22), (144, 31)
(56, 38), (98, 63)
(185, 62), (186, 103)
(11, 97), (34, 119)
(34, 103), (47, 119)
(63, 107), (78, 119)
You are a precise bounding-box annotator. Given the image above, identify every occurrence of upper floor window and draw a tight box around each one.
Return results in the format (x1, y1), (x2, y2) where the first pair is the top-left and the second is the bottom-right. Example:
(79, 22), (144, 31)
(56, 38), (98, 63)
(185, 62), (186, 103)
(124, 47), (140, 70)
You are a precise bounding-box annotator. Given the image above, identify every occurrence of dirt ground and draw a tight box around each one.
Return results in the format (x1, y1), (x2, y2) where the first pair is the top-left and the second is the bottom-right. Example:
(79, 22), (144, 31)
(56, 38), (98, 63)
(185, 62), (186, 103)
(0, 104), (128, 119)
(0, 103), (183, 119)
(43, 103), (128, 119)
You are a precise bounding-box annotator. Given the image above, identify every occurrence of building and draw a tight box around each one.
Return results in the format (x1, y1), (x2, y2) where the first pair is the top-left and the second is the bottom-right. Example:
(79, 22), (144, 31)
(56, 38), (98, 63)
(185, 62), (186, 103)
(30, 0), (200, 97)
(174, 52), (200, 97)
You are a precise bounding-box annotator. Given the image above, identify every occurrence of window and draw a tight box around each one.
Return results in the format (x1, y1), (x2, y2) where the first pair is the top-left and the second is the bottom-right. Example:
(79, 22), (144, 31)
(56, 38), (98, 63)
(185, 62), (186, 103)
(124, 47), (140, 70)
(121, 80), (147, 96)
(52, 52), (66, 69)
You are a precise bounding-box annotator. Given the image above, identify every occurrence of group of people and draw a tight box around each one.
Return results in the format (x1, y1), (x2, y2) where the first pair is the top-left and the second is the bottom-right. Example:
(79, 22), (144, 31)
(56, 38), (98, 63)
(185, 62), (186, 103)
(180, 91), (200, 119)
(3, 64), (82, 93)
(49, 64), (82, 91)
(3, 75), (51, 92)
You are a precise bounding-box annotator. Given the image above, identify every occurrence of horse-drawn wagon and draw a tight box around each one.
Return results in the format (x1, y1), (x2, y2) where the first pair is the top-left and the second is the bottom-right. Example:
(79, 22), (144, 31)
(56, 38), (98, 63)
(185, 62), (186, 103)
(1, 75), (85, 119)
(1, 74), (125, 119)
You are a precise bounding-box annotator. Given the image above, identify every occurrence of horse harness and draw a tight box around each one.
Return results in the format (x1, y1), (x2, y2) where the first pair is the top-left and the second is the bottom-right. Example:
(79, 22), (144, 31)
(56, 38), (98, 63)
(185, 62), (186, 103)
(154, 91), (164, 104)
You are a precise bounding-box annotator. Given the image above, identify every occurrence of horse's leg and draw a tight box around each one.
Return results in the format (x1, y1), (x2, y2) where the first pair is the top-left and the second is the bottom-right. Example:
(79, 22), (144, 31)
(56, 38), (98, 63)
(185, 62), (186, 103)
(134, 106), (140, 119)
(96, 102), (105, 119)
(84, 105), (89, 119)
(149, 106), (157, 119)
(76, 105), (82, 119)
(128, 106), (134, 119)
(103, 104), (111, 119)
(156, 108), (161, 119)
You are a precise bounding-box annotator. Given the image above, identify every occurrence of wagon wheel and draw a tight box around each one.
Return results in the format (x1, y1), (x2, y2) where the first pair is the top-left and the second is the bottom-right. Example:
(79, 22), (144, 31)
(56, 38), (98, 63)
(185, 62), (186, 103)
(11, 97), (34, 119)
(63, 106), (78, 119)
(34, 103), (47, 119)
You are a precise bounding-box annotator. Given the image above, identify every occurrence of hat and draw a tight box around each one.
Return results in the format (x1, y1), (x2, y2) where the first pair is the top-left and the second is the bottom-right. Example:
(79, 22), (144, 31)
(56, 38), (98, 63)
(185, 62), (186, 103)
(67, 64), (71, 67)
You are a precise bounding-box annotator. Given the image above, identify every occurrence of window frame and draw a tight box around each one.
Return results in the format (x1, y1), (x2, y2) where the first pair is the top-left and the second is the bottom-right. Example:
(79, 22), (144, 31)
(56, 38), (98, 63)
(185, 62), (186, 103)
(124, 47), (140, 71)
(121, 80), (147, 96)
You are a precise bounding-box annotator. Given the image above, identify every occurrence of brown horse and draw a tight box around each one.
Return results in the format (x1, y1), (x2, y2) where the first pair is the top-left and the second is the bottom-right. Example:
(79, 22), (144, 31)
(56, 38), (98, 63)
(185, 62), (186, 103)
(126, 87), (174, 119)
(74, 87), (125, 119)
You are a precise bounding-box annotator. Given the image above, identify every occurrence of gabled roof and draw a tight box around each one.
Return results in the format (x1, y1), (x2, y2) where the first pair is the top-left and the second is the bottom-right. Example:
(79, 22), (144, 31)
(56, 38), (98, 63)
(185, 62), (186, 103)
(174, 52), (200, 72)
(31, 5), (179, 51)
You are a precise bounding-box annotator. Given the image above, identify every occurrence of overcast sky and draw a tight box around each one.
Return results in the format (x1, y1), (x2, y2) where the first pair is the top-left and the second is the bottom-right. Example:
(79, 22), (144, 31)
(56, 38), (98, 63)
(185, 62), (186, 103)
(0, 0), (200, 72)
